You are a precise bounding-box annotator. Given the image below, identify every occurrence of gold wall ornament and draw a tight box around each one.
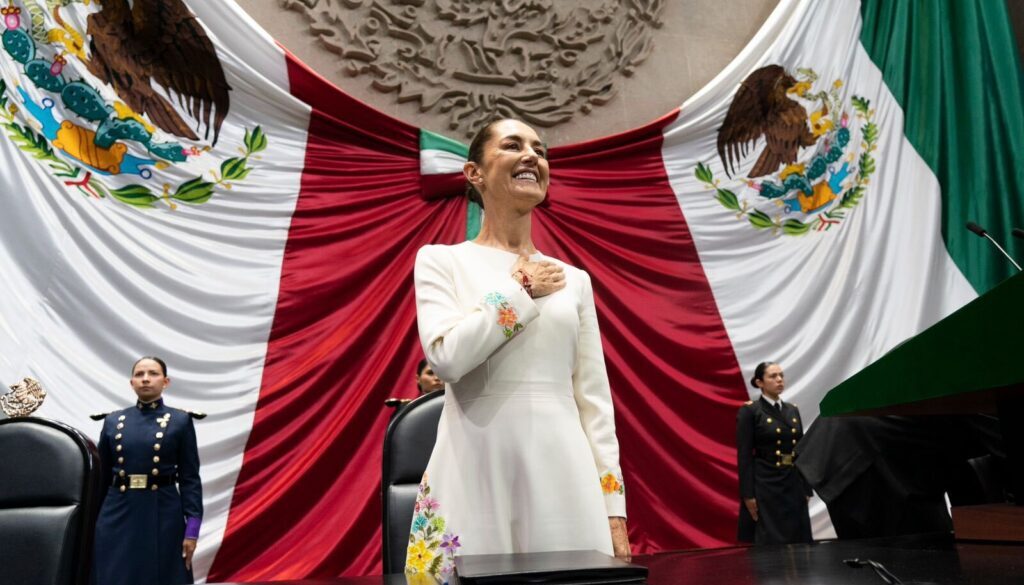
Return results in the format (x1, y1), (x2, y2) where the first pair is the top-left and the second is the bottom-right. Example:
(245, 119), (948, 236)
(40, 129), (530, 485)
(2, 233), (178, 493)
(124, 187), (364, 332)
(0, 377), (46, 417)
(283, 0), (665, 137)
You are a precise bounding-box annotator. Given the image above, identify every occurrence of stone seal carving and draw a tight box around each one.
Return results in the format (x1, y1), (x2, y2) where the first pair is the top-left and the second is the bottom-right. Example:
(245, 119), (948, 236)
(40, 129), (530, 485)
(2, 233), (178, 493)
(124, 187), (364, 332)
(283, 0), (664, 136)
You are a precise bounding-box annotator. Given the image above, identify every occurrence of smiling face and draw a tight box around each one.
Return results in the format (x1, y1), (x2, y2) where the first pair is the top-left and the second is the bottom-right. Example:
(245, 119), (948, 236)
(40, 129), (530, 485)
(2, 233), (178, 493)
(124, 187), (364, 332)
(130, 358), (169, 403)
(756, 364), (785, 401)
(464, 119), (549, 211)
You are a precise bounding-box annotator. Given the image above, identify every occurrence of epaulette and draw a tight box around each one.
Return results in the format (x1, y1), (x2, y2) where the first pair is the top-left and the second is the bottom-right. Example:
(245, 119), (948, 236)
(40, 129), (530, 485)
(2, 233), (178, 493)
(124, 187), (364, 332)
(185, 410), (207, 420)
(89, 411), (114, 421)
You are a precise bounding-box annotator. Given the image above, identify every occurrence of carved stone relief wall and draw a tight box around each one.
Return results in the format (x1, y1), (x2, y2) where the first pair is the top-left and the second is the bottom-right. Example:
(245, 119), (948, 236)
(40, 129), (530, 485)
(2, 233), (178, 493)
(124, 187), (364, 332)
(235, 0), (780, 144)
(281, 0), (664, 138)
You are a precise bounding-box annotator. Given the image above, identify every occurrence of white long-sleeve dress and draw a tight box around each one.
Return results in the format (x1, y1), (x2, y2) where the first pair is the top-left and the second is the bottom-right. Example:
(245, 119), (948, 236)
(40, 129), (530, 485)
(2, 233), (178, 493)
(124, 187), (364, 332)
(405, 241), (626, 580)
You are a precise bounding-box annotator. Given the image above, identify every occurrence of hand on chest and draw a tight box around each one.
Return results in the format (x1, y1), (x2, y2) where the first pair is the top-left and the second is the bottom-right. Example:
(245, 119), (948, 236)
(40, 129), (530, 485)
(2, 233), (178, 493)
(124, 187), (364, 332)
(461, 263), (582, 332)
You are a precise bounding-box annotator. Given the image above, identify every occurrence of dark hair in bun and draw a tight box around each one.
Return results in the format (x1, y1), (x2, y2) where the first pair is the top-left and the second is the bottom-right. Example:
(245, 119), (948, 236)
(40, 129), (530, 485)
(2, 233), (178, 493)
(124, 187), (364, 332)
(750, 361), (777, 388)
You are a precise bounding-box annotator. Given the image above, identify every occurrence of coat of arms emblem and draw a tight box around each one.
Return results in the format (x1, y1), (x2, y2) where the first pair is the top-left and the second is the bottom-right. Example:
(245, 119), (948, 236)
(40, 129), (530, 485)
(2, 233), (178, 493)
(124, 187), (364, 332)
(695, 64), (879, 235)
(1, 377), (45, 417)
(0, 0), (267, 209)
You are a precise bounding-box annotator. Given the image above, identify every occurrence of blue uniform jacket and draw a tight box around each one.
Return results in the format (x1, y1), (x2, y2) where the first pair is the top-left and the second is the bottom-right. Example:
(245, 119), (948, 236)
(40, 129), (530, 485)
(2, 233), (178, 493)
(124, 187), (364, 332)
(736, 396), (812, 544)
(92, 398), (202, 585)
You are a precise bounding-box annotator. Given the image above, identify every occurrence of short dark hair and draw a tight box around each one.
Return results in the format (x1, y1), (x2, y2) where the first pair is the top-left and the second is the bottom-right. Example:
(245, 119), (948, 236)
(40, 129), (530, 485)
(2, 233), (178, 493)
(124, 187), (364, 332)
(417, 358), (429, 376)
(132, 356), (168, 377)
(750, 361), (777, 388)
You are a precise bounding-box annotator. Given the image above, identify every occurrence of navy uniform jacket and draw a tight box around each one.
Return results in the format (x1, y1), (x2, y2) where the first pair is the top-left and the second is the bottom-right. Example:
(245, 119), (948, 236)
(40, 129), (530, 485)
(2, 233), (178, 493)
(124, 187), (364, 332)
(736, 396), (812, 544)
(92, 398), (202, 585)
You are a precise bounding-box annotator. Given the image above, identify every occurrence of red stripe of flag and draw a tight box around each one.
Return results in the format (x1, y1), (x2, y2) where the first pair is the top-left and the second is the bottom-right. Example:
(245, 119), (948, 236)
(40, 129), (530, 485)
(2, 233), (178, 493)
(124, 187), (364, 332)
(537, 115), (748, 551)
(212, 54), (747, 579)
(208, 53), (466, 581)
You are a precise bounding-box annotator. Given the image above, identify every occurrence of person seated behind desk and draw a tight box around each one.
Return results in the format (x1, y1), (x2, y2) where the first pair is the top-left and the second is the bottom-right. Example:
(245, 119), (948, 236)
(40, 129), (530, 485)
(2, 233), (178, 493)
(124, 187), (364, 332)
(384, 359), (446, 413)
(416, 358), (444, 395)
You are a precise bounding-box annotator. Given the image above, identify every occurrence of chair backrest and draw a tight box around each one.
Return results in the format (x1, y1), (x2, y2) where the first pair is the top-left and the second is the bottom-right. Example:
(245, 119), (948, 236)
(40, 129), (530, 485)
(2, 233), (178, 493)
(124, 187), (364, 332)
(0, 417), (102, 585)
(381, 390), (444, 574)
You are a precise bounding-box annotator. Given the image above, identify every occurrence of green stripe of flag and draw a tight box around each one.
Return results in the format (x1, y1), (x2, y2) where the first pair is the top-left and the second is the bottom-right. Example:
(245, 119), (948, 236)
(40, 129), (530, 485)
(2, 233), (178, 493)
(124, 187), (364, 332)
(859, 0), (1024, 294)
(419, 129), (480, 240)
(465, 200), (482, 241)
(420, 129), (469, 158)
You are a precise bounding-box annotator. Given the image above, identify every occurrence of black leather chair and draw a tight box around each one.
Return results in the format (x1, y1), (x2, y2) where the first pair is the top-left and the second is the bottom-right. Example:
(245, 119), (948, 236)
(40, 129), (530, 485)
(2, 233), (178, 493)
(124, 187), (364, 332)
(0, 417), (103, 585)
(381, 390), (444, 574)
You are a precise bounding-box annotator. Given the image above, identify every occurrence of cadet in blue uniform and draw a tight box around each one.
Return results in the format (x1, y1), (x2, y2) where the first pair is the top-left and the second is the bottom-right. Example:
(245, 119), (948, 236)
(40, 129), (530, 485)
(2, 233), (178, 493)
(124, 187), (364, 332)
(92, 356), (203, 585)
(736, 362), (812, 544)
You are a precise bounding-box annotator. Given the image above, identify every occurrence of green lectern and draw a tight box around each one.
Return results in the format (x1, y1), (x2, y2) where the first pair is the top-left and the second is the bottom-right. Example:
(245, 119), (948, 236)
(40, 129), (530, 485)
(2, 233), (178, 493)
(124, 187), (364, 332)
(819, 271), (1024, 541)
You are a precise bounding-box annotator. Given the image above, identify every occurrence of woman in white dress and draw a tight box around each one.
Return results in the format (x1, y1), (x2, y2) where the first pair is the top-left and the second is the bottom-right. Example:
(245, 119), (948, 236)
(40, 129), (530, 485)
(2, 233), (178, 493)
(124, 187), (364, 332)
(405, 119), (629, 581)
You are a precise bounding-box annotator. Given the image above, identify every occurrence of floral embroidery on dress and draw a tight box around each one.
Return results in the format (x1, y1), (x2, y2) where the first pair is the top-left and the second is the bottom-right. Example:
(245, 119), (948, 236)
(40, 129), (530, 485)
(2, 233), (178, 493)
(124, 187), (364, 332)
(483, 292), (524, 338)
(406, 474), (461, 582)
(600, 471), (625, 496)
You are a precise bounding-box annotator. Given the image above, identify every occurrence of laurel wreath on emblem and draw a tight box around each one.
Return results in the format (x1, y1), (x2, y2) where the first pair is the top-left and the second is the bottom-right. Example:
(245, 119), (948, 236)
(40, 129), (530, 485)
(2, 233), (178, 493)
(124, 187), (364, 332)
(0, 1), (266, 209)
(694, 67), (879, 235)
(285, 0), (665, 137)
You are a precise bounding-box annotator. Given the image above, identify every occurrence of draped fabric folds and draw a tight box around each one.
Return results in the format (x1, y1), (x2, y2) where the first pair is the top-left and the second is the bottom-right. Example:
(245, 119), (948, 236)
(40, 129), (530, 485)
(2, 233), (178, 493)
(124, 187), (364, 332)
(208, 56), (468, 579)
(209, 59), (747, 580)
(537, 118), (748, 549)
(3, 0), (1022, 581)
(859, 0), (1024, 293)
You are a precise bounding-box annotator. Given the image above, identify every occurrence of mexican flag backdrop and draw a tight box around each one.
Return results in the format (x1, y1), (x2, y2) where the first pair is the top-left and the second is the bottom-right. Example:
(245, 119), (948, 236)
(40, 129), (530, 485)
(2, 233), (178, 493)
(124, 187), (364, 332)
(0, 0), (1020, 580)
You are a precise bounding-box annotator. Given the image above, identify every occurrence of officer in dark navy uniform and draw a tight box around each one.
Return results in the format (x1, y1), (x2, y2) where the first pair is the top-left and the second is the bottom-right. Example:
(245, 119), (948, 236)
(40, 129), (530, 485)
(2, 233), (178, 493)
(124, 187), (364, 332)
(92, 356), (203, 585)
(736, 361), (812, 544)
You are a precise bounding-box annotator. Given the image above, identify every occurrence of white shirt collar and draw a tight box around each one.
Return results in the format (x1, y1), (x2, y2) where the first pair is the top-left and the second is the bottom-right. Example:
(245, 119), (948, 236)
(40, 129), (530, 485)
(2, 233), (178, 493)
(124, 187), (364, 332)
(762, 395), (782, 408)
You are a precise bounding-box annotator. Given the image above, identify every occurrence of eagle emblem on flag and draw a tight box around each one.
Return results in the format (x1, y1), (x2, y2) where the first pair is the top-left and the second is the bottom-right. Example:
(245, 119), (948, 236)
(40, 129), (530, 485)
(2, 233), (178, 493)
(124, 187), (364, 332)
(695, 65), (879, 235)
(0, 0), (267, 209)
